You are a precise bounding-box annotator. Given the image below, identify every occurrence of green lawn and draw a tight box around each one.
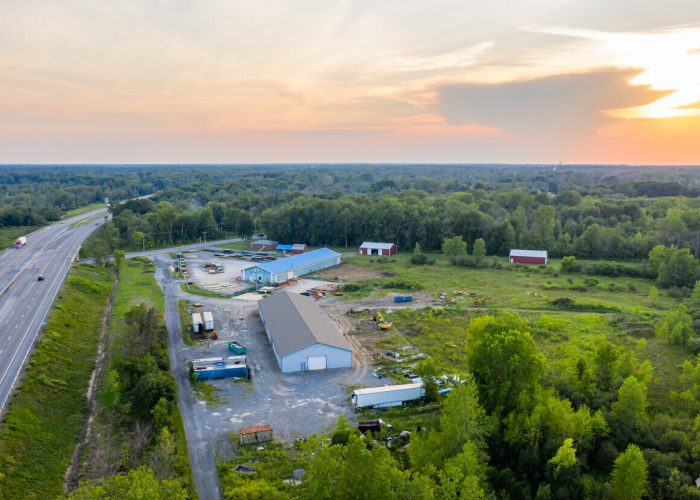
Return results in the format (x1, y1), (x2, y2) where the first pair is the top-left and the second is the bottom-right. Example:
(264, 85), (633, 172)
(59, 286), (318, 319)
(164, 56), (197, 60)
(0, 265), (113, 499)
(0, 225), (38, 249)
(63, 203), (107, 219)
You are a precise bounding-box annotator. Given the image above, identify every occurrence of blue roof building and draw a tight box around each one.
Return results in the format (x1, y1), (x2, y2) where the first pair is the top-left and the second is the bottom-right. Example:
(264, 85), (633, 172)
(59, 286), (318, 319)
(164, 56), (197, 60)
(241, 248), (341, 284)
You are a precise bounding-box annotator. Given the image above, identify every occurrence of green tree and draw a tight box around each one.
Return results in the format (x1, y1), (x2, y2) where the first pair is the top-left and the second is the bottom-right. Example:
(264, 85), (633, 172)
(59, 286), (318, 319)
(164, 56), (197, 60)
(548, 438), (577, 477)
(594, 341), (619, 392)
(656, 305), (694, 347)
(467, 312), (545, 413)
(609, 444), (648, 500)
(68, 466), (188, 499)
(442, 236), (467, 257)
(648, 245), (698, 288)
(612, 376), (649, 433)
(472, 238), (486, 264)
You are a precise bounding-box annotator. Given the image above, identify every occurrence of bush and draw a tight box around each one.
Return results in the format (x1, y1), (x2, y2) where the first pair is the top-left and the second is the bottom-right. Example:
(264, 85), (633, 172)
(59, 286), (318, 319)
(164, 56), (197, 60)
(560, 256), (582, 273)
(410, 253), (434, 265)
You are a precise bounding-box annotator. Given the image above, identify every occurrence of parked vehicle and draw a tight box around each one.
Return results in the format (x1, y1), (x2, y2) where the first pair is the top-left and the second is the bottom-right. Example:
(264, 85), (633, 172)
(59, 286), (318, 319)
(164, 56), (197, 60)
(394, 295), (413, 303)
(37, 275), (45, 281)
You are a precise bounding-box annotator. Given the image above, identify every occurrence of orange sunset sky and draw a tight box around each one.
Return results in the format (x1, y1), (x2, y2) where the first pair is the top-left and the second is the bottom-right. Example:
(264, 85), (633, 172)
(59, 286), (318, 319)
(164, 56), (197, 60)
(1, 1), (699, 164)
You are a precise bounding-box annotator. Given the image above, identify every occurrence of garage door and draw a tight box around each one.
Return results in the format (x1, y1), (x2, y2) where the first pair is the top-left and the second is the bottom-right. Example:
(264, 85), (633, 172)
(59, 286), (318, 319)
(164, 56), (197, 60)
(307, 355), (327, 371)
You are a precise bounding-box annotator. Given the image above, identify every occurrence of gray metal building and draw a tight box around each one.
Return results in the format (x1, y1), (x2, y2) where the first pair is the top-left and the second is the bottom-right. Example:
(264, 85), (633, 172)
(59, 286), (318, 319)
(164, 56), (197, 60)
(258, 291), (352, 373)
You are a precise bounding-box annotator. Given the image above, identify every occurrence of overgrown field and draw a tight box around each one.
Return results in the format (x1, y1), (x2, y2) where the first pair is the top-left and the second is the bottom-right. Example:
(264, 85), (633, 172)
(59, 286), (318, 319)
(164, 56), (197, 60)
(74, 258), (194, 495)
(0, 265), (113, 498)
(343, 252), (676, 313)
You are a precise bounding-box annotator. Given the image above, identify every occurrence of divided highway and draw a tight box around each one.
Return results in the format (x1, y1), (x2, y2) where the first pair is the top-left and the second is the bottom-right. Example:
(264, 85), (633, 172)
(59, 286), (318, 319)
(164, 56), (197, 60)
(0, 208), (108, 417)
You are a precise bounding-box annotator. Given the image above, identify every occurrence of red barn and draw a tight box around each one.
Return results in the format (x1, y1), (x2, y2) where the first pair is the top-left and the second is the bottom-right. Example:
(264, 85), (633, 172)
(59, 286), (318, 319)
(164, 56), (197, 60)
(250, 239), (278, 251)
(509, 249), (548, 265)
(291, 244), (308, 254)
(359, 242), (397, 256)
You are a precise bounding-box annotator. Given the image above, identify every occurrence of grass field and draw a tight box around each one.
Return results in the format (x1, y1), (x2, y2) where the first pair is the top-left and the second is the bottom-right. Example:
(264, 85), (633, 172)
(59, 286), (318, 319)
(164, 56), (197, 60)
(0, 265), (113, 499)
(343, 251), (690, 413)
(0, 225), (38, 249)
(343, 252), (674, 313)
(180, 281), (234, 298)
(63, 203), (107, 219)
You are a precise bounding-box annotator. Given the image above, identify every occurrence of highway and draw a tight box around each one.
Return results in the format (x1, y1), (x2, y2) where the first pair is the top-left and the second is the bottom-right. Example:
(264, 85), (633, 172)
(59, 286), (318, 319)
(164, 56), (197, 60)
(0, 208), (108, 417)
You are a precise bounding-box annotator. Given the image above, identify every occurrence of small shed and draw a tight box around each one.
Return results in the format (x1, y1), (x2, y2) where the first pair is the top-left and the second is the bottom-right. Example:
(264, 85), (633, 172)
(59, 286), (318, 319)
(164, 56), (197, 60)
(509, 249), (548, 265)
(239, 424), (273, 445)
(360, 242), (397, 256)
(292, 243), (308, 254)
(191, 312), (203, 334)
(250, 239), (278, 251)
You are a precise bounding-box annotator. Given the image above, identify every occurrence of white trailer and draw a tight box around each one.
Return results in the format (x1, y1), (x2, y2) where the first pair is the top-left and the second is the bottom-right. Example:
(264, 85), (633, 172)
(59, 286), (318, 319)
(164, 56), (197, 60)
(352, 383), (425, 408)
(203, 311), (214, 331)
(15, 236), (27, 248)
(192, 312), (203, 333)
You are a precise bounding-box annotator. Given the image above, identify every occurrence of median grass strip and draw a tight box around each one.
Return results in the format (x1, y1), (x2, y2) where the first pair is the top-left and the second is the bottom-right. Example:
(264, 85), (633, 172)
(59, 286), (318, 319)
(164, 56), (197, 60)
(63, 203), (107, 219)
(0, 265), (113, 499)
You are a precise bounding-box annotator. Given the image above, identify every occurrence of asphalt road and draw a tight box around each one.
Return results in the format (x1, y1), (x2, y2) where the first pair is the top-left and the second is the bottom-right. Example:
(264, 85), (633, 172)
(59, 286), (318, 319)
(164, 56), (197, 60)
(0, 208), (108, 417)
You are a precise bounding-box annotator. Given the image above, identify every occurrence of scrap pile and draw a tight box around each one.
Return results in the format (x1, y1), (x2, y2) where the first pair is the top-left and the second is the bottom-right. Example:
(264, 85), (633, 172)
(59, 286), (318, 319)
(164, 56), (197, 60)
(300, 283), (341, 300)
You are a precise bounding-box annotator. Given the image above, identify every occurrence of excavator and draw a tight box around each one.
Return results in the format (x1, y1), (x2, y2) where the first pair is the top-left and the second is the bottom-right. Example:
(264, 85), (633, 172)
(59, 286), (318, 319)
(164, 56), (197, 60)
(372, 311), (393, 330)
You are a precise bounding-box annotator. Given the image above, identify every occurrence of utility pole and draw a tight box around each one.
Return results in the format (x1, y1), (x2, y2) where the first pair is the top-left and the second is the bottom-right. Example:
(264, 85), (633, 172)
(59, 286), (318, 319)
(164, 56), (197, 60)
(203, 231), (207, 247)
(142, 233), (145, 252)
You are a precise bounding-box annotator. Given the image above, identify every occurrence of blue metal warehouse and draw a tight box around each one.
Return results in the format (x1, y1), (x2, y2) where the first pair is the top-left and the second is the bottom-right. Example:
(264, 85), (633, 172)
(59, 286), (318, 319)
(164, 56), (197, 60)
(258, 291), (352, 372)
(241, 247), (341, 285)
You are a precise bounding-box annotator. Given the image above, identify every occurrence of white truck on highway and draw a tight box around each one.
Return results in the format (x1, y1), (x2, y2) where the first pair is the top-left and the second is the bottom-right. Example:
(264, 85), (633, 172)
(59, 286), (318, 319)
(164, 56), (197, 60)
(351, 383), (425, 408)
(15, 236), (27, 248)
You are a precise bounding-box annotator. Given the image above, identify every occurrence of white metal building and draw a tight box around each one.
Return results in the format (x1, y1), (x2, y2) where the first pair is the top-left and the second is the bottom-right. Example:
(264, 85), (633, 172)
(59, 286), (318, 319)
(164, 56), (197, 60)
(258, 291), (352, 373)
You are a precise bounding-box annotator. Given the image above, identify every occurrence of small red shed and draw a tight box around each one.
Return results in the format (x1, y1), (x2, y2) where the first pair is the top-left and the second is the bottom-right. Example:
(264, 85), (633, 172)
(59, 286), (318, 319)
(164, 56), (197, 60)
(291, 244), (308, 254)
(509, 249), (548, 265)
(359, 242), (397, 256)
(250, 239), (278, 251)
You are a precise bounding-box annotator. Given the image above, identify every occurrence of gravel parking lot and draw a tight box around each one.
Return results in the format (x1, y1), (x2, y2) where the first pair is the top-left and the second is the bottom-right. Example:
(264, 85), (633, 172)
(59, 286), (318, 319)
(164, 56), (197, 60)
(157, 253), (386, 496)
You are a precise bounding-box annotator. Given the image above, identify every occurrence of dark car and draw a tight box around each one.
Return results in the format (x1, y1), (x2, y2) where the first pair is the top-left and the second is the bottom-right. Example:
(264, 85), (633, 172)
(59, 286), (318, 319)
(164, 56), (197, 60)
(37, 275), (45, 281)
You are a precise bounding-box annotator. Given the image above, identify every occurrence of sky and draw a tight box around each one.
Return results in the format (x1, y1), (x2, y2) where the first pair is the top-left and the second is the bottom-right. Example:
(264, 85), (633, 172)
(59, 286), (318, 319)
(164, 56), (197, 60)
(1, 0), (699, 164)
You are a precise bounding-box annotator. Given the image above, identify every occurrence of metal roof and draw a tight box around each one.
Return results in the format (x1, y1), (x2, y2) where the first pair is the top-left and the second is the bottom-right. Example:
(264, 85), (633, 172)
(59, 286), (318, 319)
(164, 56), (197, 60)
(360, 241), (395, 250)
(258, 291), (352, 357)
(292, 244), (307, 250)
(277, 244), (293, 251)
(239, 424), (272, 435)
(244, 247), (340, 275)
(352, 383), (423, 395)
(509, 249), (548, 258)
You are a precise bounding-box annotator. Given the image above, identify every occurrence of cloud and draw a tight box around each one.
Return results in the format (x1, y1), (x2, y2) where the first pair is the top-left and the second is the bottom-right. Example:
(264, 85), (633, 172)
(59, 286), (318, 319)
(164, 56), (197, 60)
(436, 69), (668, 142)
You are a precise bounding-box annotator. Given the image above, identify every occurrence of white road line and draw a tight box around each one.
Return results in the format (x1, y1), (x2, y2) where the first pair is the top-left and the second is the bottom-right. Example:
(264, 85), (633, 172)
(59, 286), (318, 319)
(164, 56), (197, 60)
(0, 230), (96, 414)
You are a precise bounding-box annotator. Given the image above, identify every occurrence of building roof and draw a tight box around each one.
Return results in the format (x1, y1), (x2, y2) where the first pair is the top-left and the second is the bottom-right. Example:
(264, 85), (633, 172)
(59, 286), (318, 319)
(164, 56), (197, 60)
(251, 239), (278, 246)
(239, 424), (272, 435)
(203, 311), (213, 321)
(292, 243), (307, 250)
(244, 247), (340, 276)
(277, 244), (293, 251)
(360, 241), (395, 250)
(352, 383), (423, 395)
(509, 249), (548, 258)
(258, 291), (352, 356)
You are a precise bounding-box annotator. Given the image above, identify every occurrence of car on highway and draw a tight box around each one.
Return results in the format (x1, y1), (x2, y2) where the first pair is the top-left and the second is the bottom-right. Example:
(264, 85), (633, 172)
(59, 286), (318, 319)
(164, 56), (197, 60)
(37, 275), (45, 281)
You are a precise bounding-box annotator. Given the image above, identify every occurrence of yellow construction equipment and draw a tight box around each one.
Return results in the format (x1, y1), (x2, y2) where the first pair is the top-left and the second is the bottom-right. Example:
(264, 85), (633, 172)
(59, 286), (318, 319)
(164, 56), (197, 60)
(372, 311), (384, 323)
(378, 321), (393, 330)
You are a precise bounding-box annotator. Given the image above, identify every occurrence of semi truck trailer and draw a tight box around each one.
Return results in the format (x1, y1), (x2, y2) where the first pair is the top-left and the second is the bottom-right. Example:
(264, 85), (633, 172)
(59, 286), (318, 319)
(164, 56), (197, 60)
(351, 383), (425, 408)
(15, 236), (27, 248)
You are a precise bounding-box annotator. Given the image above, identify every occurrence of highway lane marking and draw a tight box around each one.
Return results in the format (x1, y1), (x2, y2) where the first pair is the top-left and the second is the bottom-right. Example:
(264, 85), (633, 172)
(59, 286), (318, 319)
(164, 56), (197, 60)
(0, 234), (88, 413)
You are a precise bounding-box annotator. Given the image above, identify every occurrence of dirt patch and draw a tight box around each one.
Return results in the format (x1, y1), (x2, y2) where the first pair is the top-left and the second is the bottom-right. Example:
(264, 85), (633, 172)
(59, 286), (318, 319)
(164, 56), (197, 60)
(315, 263), (384, 282)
